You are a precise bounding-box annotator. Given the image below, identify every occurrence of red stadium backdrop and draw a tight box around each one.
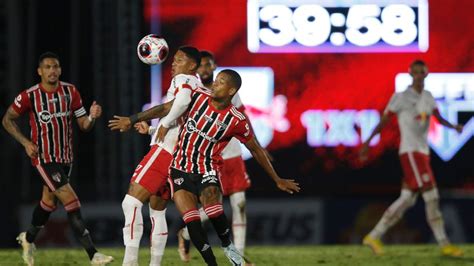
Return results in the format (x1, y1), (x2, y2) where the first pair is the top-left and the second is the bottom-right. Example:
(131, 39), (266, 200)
(143, 0), (474, 194)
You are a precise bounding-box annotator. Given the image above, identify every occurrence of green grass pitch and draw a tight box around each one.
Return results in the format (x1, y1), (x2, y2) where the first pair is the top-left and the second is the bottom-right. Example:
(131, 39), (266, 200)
(0, 245), (473, 265)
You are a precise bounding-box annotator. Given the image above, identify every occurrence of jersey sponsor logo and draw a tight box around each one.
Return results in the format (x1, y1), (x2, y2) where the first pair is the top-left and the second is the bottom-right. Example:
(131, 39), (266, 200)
(174, 177), (184, 185)
(39, 110), (71, 124)
(185, 119), (218, 143)
(396, 73), (474, 161)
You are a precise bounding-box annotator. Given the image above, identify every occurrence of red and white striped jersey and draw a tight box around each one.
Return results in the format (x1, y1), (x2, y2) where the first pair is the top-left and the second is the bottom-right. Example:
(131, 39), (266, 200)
(171, 89), (253, 174)
(10, 81), (86, 165)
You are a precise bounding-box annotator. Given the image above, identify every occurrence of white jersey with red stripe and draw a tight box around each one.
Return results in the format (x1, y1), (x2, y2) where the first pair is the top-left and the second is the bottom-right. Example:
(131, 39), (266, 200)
(384, 86), (437, 155)
(221, 93), (245, 160)
(149, 74), (202, 154)
(10, 81), (85, 166)
(171, 89), (253, 174)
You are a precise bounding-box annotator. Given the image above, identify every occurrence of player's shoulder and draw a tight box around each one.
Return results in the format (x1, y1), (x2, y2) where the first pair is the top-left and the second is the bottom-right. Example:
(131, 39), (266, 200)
(193, 87), (212, 98)
(59, 81), (78, 92)
(422, 89), (435, 98)
(229, 105), (246, 121)
(173, 74), (200, 86)
(25, 84), (40, 94)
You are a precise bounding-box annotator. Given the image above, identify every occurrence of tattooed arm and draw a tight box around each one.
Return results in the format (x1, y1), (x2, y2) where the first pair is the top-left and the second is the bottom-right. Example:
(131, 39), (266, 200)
(108, 100), (173, 132)
(2, 106), (38, 158)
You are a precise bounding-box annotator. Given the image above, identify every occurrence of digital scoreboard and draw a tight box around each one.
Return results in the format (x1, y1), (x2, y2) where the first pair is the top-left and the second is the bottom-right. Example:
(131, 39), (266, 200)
(247, 0), (429, 53)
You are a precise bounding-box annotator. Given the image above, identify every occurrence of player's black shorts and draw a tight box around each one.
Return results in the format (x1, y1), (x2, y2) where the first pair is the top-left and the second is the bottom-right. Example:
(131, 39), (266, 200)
(35, 163), (72, 192)
(169, 167), (221, 197)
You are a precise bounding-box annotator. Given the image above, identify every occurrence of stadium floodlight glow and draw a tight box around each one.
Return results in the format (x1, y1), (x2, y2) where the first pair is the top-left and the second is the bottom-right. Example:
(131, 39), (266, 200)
(395, 73), (474, 161)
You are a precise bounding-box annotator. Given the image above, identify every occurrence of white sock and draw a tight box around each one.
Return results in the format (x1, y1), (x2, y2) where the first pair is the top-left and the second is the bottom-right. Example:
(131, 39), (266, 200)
(122, 194), (144, 264)
(369, 189), (417, 240)
(199, 207), (209, 223)
(149, 206), (168, 266)
(182, 227), (190, 241)
(230, 192), (247, 254)
(423, 188), (450, 246)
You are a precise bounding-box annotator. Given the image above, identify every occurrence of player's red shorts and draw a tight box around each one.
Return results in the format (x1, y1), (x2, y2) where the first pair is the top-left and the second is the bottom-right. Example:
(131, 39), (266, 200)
(219, 156), (251, 196)
(131, 145), (172, 200)
(399, 152), (436, 191)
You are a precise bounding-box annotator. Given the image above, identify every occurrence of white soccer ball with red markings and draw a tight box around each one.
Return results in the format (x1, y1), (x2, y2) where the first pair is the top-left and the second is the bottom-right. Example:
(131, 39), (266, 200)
(137, 34), (169, 65)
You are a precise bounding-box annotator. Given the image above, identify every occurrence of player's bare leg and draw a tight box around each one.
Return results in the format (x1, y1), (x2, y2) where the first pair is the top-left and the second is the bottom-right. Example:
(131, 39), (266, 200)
(363, 183), (418, 255)
(18, 186), (56, 266)
(53, 184), (113, 265)
(200, 186), (244, 265)
(149, 195), (168, 266)
(121, 182), (150, 266)
(420, 186), (463, 257)
(175, 189), (217, 266)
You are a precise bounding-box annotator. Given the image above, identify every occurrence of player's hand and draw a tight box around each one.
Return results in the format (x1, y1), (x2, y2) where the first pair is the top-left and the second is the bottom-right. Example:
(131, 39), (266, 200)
(108, 115), (132, 132)
(359, 142), (370, 162)
(275, 178), (300, 194)
(89, 101), (102, 119)
(454, 124), (463, 133)
(155, 125), (169, 142)
(134, 121), (150, 134)
(23, 141), (38, 159)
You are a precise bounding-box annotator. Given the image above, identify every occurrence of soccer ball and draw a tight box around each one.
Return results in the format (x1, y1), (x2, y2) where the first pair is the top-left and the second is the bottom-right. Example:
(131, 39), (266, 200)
(137, 34), (169, 65)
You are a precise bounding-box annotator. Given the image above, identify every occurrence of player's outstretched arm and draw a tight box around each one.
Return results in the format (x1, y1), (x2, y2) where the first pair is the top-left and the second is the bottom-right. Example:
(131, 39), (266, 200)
(77, 101), (102, 132)
(2, 106), (38, 158)
(244, 137), (300, 194)
(108, 100), (173, 132)
(359, 113), (391, 161)
(433, 110), (463, 133)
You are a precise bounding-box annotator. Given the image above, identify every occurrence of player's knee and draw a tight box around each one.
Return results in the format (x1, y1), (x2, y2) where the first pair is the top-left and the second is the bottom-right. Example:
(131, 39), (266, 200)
(422, 188), (442, 220)
(201, 186), (221, 205)
(149, 196), (167, 210)
(230, 192), (246, 217)
(400, 189), (418, 207)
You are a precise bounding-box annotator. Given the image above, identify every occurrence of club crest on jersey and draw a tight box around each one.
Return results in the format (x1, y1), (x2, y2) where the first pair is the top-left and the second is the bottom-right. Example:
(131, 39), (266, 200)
(174, 178), (184, 185)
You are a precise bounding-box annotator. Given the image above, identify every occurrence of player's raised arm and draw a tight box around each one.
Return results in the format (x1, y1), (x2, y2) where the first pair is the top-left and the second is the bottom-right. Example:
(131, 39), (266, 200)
(108, 100), (174, 132)
(244, 137), (300, 194)
(155, 87), (193, 142)
(77, 101), (102, 132)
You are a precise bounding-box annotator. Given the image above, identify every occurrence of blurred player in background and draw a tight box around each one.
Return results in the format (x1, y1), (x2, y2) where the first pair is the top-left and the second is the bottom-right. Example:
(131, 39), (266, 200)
(360, 60), (464, 257)
(2, 52), (113, 265)
(108, 46), (202, 266)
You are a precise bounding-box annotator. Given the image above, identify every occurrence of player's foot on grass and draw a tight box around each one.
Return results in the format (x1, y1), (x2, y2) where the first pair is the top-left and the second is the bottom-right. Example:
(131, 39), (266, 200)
(223, 242), (244, 266)
(177, 228), (191, 262)
(363, 235), (384, 255)
(17, 232), (35, 266)
(441, 244), (463, 257)
(90, 252), (113, 265)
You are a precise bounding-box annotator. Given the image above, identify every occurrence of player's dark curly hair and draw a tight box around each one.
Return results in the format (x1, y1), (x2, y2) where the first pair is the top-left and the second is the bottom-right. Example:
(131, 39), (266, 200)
(178, 46), (201, 70)
(411, 59), (426, 67)
(220, 69), (242, 91)
(200, 50), (215, 61)
(38, 51), (60, 66)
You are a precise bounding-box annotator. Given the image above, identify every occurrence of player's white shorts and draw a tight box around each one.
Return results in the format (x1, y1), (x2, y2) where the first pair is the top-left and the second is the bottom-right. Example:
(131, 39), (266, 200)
(219, 156), (250, 196)
(399, 152), (436, 191)
(131, 145), (172, 199)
